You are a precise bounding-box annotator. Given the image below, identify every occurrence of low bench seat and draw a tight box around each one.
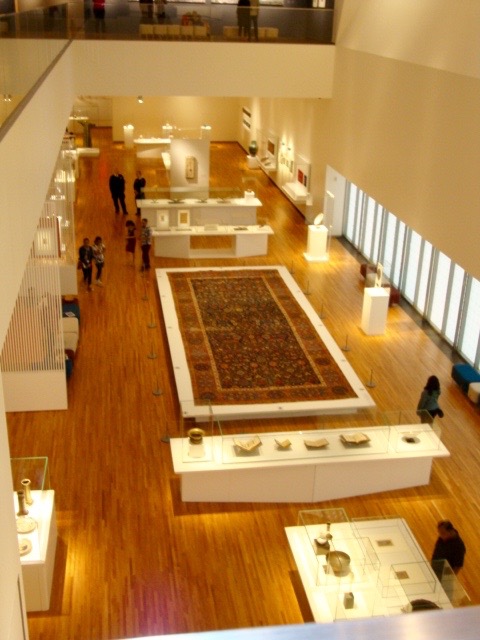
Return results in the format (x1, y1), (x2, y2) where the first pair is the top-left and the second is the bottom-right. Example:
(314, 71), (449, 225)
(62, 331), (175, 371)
(451, 363), (480, 394)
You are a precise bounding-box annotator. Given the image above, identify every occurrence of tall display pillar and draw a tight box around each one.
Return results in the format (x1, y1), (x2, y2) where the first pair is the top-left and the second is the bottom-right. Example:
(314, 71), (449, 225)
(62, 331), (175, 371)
(361, 287), (390, 335)
(304, 224), (328, 261)
(123, 124), (135, 149)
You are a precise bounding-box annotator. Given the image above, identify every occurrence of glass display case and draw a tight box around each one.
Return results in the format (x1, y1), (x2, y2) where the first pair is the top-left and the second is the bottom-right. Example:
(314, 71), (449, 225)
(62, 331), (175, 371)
(11, 456), (57, 611)
(218, 412), (391, 465)
(11, 457), (51, 560)
(296, 509), (383, 620)
(180, 409), (215, 463)
(382, 410), (443, 452)
(287, 512), (471, 623)
(142, 185), (245, 202)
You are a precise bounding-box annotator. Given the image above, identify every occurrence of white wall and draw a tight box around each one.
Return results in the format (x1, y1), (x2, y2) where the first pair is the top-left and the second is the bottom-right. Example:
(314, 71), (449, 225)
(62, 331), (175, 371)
(112, 96), (241, 142)
(328, 0), (480, 279)
(0, 47), (77, 640)
(237, 97), (333, 216)
(71, 41), (335, 100)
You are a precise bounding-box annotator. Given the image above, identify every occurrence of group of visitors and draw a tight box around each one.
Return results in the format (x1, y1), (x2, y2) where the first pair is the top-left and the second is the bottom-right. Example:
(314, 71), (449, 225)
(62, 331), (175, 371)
(109, 169), (146, 217)
(78, 236), (105, 291)
(237, 0), (259, 41)
(78, 167), (149, 288)
(124, 217), (152, 271)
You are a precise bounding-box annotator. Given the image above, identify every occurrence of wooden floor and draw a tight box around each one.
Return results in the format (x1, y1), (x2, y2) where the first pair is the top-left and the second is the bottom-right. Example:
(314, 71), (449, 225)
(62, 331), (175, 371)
(8, 128), (480, 639)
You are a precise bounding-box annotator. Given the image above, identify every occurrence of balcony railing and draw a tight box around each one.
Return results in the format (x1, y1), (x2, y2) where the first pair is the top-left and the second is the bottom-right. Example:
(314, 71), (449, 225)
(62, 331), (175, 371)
(0, 1), (334, 133)
(0, 1), (334, 43)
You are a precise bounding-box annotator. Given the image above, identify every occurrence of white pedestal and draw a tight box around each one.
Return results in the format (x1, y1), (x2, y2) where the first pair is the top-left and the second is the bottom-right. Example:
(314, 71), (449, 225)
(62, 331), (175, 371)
(361, 287), (390, 335)
(123, 125), (135, 149)
(17, 490), (57, 611)
(170, 424), (449, 503)
(286, 518), (454, 622)
(304, 224), (328, 261)
(246, 155), (259, 169)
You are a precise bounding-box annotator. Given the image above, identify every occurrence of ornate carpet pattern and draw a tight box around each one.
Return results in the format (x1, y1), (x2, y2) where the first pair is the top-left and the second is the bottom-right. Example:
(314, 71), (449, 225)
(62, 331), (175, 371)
(167, 269), (356, 406)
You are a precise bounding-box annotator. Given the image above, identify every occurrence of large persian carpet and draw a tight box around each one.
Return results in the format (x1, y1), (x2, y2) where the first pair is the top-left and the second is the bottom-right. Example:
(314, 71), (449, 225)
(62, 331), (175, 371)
(167, 269), (356, 406)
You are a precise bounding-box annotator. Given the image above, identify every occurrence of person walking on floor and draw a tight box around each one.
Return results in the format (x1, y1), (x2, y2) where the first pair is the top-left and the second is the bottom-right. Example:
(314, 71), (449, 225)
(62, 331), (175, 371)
(78, 237), (94, 292)
(140, 217), (152, 270)
(133, 170), (146, 216)
(109, 168), (128, 215)
(125, 219), (136, 265)
(417, 375), (444, 423)
(92, 236), (106, 286)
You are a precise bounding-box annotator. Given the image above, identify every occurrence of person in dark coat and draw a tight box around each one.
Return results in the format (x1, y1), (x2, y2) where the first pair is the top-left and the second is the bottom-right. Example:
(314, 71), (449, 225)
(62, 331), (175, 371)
(236, 0), (250, 39)
(109, 169), (128, 215)
(417, 375), (443, 423)
(133, 170), (146, 216)
(431, 520), (466, 574)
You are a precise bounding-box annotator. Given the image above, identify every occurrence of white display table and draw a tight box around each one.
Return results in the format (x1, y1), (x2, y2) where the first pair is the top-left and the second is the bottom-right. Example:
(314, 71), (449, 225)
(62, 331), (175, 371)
(123, 125), (135, 149)
(286, 518), (453, 622)
(134, 137), (171, 158)
(15, 489), (57, 611)
(282, 181), (309, 203)
(139, 197), (261, 228)
(304, 224), (328, 261)
(152, 225), (273, 259)
(361, 287), (390, 335)
(170, 424), (449, 502)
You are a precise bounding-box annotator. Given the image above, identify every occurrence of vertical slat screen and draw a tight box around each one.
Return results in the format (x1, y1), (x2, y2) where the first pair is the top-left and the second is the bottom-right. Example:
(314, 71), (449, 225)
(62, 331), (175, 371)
(0, 227), (63, 373)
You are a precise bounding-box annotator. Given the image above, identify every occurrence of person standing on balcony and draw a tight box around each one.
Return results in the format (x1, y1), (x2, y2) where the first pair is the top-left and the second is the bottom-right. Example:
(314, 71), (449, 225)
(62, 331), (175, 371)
(249, 0), (259, 41)
(237, 0), (250, 40)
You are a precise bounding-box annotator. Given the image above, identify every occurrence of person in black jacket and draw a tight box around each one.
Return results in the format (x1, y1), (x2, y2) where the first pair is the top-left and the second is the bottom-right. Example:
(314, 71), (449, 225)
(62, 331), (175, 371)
(109, 169), (128, 215)
(78, 238), (94, 291)
(431, 520), (466, 574)
(133, 170), (146, 216)
(237, 0), (250, 39)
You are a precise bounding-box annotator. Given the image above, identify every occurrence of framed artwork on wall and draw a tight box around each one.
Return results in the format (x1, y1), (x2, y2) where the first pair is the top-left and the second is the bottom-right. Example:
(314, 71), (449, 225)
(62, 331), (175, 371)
(156, 210), (169, 229)
(178, 209), (190, 227)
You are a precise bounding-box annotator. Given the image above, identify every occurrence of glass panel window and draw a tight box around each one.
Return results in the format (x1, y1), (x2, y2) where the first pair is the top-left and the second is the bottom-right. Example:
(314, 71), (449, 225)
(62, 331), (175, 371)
(444, 264), (465, 345)
(344, 183), (357, 242)
(370, 203), (381, 265)
(361, 196), (375, 260)
(428, 251), (450, 330)
(403, 230), (421, 305)
(459, 277), (480, 365)
(391, 220), (405, 288)
(416, 241), (433, 315)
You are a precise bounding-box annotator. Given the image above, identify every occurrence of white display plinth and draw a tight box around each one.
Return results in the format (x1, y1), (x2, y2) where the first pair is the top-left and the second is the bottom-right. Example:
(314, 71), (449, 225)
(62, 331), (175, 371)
(134, 137), (171, 158)
(361, 287), (390, 335)
(16, 489), (57, 611)
(123, 125), (135, 149)
(246, 155), (259, 169)
(304, 224), (328, 262)
(170, 424), (449, 502)
(286, 518), (453, 622)
(152, 225), (273, 259)
(139, 197), (261, 228)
